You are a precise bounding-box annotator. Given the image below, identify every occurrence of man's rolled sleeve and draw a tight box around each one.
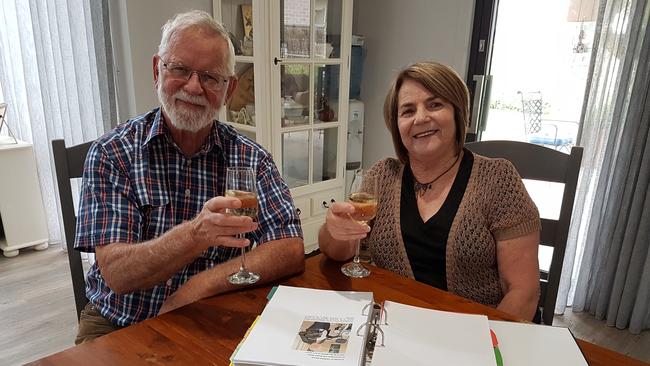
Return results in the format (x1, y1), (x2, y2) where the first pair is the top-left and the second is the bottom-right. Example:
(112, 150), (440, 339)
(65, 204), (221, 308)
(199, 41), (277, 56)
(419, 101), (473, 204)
(74, 143), (142, 252)
(254, 157), (302, 245)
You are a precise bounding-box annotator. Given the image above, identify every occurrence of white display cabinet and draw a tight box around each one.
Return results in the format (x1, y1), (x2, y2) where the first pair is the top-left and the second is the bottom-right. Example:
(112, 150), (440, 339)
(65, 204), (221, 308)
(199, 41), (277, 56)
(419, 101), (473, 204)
(214, 0), (353, 253)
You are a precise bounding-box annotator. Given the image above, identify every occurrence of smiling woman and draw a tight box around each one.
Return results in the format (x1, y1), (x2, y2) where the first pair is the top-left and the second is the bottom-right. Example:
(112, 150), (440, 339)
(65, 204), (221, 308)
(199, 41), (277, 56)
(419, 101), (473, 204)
(319, 61), (542, 323)
(395, 79), (459, 183)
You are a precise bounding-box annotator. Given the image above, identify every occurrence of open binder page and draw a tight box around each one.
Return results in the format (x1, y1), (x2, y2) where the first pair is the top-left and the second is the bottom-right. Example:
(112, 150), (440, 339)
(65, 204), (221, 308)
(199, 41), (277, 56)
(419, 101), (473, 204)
(371, 301), (496, 366)
(233, 286), (373, 366)
(489, 320), (588, 365)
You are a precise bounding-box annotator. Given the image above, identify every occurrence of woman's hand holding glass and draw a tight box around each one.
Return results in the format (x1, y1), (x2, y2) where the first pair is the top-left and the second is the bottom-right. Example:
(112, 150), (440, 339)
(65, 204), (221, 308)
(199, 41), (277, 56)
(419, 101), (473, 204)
(325, 173), (377, 278)
(324, 203), (372, 242)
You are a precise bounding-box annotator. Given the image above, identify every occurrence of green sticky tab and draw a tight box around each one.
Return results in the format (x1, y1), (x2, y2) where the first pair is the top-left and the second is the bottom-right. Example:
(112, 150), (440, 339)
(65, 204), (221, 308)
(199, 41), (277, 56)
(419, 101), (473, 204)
(267, 286), (278, 300)
(494, 347), (503, 366)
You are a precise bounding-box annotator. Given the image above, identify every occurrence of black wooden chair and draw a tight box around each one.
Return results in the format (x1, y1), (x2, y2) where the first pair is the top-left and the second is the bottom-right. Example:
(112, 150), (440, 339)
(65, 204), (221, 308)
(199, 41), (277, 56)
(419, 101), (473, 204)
(52, 139), (94, 321)
(466, 140), (583, 325)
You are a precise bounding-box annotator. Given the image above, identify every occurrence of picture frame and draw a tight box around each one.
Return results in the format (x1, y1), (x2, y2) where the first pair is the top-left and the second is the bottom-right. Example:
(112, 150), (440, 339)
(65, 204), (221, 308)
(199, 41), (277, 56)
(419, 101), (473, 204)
(241, 4), (253, 39)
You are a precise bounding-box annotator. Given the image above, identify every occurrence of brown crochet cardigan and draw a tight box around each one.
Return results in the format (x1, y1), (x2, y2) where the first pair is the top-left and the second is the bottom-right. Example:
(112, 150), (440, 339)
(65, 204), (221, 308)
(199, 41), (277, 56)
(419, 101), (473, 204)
(362, 154), (540, 307)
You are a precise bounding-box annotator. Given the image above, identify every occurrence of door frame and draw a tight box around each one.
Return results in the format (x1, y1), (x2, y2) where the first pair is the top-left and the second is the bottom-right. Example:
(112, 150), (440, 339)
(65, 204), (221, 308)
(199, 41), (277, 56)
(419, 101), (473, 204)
(465, 0), (498, 142)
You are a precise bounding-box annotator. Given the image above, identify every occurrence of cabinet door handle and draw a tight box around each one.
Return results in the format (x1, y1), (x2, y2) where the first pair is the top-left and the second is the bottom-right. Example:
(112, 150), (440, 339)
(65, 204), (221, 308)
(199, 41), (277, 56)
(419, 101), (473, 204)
(322, 198), (336, 209)
(296, 208), (301, 216)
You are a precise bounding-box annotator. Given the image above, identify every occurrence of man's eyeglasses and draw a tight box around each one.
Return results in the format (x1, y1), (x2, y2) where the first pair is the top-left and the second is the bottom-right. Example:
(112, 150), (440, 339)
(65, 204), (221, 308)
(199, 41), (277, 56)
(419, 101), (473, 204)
(159, 58), (230, 91)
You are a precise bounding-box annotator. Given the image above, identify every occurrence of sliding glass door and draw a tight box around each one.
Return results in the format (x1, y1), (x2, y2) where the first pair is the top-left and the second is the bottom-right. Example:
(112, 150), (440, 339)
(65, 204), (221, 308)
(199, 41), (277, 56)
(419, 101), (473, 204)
(466, 0), (597, 152)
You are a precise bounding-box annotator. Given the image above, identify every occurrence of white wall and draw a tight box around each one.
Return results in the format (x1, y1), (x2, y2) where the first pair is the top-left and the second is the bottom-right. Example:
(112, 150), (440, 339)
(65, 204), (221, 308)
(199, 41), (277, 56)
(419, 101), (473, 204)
(110, 0), (213, 121)
(353, 0), (474, 167)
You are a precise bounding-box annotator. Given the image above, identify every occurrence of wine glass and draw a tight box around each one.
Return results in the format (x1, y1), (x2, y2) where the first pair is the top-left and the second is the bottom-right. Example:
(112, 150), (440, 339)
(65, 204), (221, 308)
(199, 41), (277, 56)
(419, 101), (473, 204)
(225, 167), (260, 285)
(341, 172), (378, 278)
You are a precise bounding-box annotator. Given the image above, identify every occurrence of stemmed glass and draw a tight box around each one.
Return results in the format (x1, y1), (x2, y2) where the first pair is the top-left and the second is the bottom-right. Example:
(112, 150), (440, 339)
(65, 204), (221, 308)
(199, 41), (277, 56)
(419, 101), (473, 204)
(341, 172), (378, 278)
(225, 167), (260, 285)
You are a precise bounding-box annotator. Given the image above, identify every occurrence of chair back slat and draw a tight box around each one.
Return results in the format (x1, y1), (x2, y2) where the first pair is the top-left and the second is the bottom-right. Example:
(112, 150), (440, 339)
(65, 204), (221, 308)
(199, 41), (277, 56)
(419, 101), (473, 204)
(465, 140), (568, 182)
(539, 279), (548, 307)
(540, 219), (558, 247)
(66, 142), (93, 178)
(466, 140), (583, 325)
(52, 139), (93, 321)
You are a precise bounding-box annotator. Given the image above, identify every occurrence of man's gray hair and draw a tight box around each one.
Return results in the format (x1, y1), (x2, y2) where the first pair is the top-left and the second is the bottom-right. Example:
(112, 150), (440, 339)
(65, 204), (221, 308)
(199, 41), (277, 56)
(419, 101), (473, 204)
(158, 10), (235, 76)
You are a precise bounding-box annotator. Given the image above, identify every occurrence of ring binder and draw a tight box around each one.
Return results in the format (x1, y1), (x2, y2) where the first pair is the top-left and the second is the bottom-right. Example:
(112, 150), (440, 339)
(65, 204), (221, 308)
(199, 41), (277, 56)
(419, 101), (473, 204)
(357, 302), (388, 365)
(360, 301), (388, 325)
(371, 323), (385, 347)
(232, 286), (526, 366)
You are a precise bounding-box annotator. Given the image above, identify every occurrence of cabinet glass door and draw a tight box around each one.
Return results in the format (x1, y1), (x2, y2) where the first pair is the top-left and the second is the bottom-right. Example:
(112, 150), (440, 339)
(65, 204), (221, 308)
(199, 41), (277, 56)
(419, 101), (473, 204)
(282, 130), (310, 187)
(281, 64), (310, 127)
(277, 0), (344, 189)
(312, 127), (338, 183)
(217, 0), (258, 141)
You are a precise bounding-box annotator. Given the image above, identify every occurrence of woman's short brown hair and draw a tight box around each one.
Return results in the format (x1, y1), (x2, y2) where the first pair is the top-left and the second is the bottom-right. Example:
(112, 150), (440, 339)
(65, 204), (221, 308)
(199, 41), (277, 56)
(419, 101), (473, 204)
(383, 62), (469, 165)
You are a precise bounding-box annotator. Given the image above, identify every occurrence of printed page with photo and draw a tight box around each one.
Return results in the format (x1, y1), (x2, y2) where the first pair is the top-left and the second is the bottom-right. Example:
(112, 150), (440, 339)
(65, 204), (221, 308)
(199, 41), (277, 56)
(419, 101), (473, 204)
(232, 286), (373, 366)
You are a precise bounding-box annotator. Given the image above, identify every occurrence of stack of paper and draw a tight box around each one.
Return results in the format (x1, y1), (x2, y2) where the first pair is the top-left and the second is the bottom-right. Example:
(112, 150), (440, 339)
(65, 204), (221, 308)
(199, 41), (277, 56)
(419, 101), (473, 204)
(370, 301), (496, 366)
(489, 320), (588, 366)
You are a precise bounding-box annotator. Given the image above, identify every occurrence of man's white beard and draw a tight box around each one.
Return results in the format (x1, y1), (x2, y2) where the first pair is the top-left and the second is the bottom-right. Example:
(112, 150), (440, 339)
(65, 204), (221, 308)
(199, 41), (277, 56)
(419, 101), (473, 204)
(157, 82), (221, 133)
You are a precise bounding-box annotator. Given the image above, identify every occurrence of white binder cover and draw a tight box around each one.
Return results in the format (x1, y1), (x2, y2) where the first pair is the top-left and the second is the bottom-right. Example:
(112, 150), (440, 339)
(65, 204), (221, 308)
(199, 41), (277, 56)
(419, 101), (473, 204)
(233, 286), (373, 366)
(489, 320), (588, 366)
(370, 301), (496, 366)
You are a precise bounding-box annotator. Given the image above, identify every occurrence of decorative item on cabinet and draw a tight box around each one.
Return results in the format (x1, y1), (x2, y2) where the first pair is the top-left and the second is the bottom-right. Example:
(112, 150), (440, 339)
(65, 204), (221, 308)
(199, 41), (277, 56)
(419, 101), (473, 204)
(240, 38), (254, 56)
(317, 96), (335, 122)
(228, 65), (255, 116)
(232, 107), (254, 126)
(240, 4), (254, 56)
(229, 32), (243, 55)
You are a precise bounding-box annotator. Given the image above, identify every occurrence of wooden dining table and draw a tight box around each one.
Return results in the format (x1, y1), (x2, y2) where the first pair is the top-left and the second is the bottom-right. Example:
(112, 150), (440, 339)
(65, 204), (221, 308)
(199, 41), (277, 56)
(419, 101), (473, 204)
(29, 254), (648, 365)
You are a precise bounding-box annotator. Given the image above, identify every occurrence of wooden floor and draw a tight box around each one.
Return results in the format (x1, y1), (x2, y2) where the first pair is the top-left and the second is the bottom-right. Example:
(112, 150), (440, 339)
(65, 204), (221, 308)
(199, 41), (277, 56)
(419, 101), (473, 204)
(0, 244), (79, 366)
(1, 244), (649, 365)
(555, 310), (650, 363)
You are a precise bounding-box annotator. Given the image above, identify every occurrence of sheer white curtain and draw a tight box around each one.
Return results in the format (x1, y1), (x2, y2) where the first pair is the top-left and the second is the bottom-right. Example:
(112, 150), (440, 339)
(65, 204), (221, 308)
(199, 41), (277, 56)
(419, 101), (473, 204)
(556, 0), (650, 333)
(0, 0), (115, 249)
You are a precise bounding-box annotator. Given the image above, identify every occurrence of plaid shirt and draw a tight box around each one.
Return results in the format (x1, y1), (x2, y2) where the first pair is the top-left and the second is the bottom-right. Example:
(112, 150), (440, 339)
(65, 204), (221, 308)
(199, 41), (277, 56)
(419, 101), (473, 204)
(75, 107), (302, 326)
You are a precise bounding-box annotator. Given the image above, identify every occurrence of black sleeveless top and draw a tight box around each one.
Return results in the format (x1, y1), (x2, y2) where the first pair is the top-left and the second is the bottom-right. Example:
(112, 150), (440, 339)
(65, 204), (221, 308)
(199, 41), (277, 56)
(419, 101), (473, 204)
(400, 149), (474, 290)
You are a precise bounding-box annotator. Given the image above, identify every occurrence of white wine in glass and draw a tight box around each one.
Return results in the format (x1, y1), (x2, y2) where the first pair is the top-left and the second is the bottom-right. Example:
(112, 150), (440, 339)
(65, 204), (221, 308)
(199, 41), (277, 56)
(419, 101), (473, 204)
(341, 174), (378, 278)
(226, 167), (260, 285)
(226, 189), (259, 218)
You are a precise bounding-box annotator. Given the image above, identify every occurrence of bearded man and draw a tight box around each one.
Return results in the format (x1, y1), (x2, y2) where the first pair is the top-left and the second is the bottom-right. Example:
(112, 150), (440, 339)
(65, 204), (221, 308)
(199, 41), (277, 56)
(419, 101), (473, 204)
(73, 10), (304, 344)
